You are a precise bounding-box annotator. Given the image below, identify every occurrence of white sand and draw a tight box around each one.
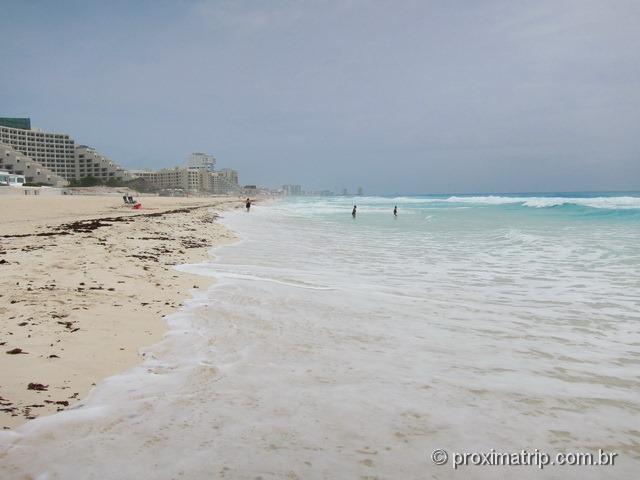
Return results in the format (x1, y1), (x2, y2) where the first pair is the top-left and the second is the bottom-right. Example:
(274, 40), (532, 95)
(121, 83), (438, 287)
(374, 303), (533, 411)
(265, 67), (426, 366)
(0, 194), (245, 428)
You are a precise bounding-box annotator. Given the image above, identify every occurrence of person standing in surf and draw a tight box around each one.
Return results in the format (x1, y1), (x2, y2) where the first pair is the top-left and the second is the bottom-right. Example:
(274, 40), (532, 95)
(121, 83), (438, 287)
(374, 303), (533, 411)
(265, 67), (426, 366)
(393, 206), (398, 217)
(352, 205), (357, 218)
(246, 198), (251, 212)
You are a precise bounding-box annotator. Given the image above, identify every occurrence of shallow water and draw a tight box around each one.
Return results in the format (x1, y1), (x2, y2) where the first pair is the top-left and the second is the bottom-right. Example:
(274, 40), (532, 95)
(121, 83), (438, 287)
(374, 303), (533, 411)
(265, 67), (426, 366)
(1, 193), (639, 479)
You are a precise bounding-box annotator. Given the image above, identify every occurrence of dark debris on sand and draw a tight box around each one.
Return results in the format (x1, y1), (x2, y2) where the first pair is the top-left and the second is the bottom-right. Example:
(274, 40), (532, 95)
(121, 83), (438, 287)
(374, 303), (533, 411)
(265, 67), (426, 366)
(0, 205), (214, 239)
(27, 383), (48, 391)
(6, 348), (28, 355)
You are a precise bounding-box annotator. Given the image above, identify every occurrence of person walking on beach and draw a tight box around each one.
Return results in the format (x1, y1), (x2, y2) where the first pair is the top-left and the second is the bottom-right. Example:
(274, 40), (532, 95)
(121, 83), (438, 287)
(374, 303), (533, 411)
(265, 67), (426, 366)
(352, 205), (357, 218)
(245, 198), (251, 212)
(393, 205), (398, 217)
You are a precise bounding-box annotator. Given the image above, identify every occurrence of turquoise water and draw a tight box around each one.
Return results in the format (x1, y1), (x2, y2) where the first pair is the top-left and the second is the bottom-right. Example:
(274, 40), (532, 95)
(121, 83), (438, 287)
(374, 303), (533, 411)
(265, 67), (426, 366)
(1, 192), (639, 479)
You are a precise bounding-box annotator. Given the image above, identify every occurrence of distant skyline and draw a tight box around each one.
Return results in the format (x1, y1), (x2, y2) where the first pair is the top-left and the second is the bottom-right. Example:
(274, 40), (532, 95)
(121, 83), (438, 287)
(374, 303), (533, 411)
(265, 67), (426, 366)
(1, 0), (639, 194)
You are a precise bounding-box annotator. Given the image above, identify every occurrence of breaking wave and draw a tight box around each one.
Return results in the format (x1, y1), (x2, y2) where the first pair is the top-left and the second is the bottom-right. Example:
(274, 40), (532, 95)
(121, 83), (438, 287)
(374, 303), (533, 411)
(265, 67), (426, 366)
(422, 195), (640, 210)
(336, 194), (640, 210)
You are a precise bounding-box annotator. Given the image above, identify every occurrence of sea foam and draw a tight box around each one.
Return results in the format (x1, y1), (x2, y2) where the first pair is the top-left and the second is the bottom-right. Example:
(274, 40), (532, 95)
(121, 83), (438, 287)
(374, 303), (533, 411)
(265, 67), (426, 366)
(1, 195), (639, 479)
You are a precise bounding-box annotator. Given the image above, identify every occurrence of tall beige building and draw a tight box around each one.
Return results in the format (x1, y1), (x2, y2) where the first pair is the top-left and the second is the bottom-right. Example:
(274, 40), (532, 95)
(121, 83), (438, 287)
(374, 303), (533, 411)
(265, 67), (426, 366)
(129, 167), (201, 192)
(187, 152), (216, 171)
(130, 151), (239, 194)
(0, 121), (76, 179)
(0, 117), (130, 182)
(209, 169), (240, 194)
(74, 145), (131, 183)
(130, 167), (240, 194)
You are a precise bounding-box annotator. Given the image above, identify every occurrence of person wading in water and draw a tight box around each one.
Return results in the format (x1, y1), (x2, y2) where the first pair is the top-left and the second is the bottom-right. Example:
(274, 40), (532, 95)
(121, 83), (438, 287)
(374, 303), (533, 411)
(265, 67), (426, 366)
(393, 205), (398, 217)
(246, 198), (251, 212)
(352, 205), (357, 218)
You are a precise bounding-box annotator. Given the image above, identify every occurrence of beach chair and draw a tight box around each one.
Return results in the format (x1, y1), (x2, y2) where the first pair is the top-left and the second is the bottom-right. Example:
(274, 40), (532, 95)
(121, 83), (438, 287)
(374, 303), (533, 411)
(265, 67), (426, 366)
(123, 195), (131, 204)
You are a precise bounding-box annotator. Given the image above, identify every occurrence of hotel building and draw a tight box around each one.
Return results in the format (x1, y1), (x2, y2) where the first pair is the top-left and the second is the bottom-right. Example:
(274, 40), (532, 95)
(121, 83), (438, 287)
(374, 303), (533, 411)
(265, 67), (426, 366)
(0, 143), (67, 186)
(74, 145), (131, 183)
(186, 152), (216, 172)
(0, 118), (76, 180)
(130, 165), (239, 195)
(128, 167), (200, 192)
(0, 117), (130, 183)
(209, 169), (240, 194)
(282, 184), (302, 196)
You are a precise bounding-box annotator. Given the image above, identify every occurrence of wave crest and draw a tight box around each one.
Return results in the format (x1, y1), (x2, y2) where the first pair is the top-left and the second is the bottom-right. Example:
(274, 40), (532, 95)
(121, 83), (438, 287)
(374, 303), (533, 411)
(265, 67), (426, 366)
(443, 195), (640, 210)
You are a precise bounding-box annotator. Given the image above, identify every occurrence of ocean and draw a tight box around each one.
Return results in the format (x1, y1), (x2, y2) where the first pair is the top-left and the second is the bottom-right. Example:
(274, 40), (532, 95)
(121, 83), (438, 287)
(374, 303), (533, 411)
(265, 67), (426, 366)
(2, 192), (639, 479)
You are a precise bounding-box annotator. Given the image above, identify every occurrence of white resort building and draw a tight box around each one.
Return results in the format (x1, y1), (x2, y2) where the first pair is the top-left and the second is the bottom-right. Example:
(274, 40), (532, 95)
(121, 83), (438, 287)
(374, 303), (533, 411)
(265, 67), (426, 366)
(0, 144), (67, 187)
(129, 166), (240, 195)
(0, 119), (241, 193)
(0, 117), (130, 184)
(129, 152), (239, 195)
(186, 152), (216, 172)
(74, 145), (131, 183)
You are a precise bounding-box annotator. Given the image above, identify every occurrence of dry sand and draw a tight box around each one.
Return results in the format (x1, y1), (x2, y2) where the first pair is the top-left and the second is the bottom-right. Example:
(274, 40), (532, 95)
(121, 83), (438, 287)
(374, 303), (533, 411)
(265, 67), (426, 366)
(0, 193), (246, 428)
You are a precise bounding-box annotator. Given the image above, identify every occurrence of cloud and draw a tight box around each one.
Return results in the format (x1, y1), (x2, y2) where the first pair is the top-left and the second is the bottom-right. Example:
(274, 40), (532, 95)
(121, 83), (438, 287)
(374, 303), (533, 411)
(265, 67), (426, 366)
(2, 0), (639, 192)
(190, 0), (307, 32)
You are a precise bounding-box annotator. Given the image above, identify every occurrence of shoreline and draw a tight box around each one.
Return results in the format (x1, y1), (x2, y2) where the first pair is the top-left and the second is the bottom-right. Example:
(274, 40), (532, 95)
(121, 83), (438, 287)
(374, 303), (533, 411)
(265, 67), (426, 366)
(0, 194), (249, 428)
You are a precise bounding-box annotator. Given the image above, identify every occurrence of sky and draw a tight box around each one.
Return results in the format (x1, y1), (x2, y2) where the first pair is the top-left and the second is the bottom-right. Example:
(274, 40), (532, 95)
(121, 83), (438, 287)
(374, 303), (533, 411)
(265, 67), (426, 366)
(1, 0), (639, 194)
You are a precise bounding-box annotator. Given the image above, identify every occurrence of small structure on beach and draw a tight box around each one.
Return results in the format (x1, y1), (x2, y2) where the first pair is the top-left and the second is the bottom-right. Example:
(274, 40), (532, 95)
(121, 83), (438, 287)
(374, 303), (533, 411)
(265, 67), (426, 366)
(0, 170), (26, 187)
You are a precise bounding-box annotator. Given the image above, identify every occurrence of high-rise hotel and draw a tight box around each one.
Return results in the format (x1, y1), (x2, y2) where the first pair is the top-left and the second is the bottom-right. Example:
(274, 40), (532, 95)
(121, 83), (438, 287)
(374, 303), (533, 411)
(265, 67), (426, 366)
(0, 117), (130, 185)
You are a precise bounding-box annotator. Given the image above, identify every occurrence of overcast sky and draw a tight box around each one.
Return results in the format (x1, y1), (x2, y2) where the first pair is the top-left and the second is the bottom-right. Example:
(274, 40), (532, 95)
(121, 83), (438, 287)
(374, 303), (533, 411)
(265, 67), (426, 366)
(1, 0), (639, 193)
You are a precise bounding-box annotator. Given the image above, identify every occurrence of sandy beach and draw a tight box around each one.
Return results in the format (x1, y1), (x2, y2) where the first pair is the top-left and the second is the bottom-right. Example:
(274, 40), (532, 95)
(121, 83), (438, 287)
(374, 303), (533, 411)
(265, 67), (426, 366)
(0, 193), (244, 428)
